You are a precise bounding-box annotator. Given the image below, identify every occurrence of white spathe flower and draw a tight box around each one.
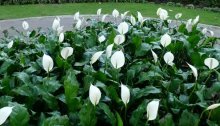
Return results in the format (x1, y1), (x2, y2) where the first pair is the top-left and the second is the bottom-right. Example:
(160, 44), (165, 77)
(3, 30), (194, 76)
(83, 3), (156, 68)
(57, 26), (64, 35)
(7, 40), (14, 49)
(121, 11), (129, 19)
(90, 51), (104, 64)
(163, 52), (174, 66)
(175, 13), (182, 19)
(130, 15), (136, 25)
(118, 22), (129, 35)
(157, 8), (168, 20)
(102, 14), (108, 22)
(61, 47), (74, 60)
(160, 33), (171, 47)
(106, 44), (114, 58)
(187, 63), (198, 80)
(147, 99), (160, 121)
(193, 15), (199, 25)
(121, 84), (130, 105)
(137, 11), (143, 23)
(74, 12), (80, 20)
(156, 8), (162, 16)
(112, 9), (119, 18)
(97, 8), (102, 16)
(75, 19), (82, 29)
(89, 84), (101, 106)
(98, 35), (106, 43)
(208, 30), (214, 37)
(111, 50), (125, 69)
(0, 106), (13, 125)
(202, 28), (207, 35)
(206, 103), (220, 111)
(22, 21), (29, 30)
(151, 49), (158, 63)
(186, 19), (193, 32)
(59, 32), (64, 43)
(42, 54), (54, 73)
(204, 58), (219, 69)
(52, 17), (60, 31)
(114, 35), (125, 45)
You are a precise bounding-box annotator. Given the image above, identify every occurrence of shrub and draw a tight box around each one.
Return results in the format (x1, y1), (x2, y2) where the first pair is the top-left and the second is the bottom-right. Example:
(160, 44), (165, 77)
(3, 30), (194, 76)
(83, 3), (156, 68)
(0, 9), (220, 125)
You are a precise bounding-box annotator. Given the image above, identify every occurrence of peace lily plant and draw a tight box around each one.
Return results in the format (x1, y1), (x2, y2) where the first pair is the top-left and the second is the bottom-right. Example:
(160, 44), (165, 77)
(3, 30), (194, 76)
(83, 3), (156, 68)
(0, 8), (219, 126)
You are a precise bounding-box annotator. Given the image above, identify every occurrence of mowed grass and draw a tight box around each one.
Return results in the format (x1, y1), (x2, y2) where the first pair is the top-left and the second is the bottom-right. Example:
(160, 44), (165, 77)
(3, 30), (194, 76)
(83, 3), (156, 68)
(0, 3), (220, 26)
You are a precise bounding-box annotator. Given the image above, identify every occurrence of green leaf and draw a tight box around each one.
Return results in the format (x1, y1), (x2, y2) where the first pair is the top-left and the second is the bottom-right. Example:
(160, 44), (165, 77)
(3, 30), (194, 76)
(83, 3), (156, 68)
(132, 86), (161, 100)
(179, 110), (199, 126)
(42, 115), (69, 126)
(10, 105), (30, 126)
(42, 93), (58, 110)
(64, 69), (80, 112)
(159, 113), (175, 126)
(129, 100), (148, 126)
(99, 103), (116, 126)
(116, 111), (123, 126)
(79, 103), (97, 126)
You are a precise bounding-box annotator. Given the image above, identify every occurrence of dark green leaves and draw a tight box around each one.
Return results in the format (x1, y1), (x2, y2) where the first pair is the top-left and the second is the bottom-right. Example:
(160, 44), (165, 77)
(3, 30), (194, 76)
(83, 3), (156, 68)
(10, 105), (30, 126)
(64, 69), (80, 112)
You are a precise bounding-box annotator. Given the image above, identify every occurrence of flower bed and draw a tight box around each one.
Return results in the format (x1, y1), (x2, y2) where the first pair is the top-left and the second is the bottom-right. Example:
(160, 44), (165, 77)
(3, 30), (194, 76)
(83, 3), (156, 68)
(0, 8), (220, 125)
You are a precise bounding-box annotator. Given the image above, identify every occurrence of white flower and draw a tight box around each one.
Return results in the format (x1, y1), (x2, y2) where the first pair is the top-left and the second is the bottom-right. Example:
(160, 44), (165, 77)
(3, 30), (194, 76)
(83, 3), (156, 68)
(74, 12), (80, 20)
(59, 32), (64, 43)
(98, 35), (106, 43)
(151, 49), (158, 63)
(90, 51), (104, 64)
(207, 103), (220, 110)
(130, 15), (136, 25)
(111, 50), (125, 69)
(121, 84), (130, 105)
(202, 28), (207, 35)
(57, 26), (64, 35)
(164, 52), (174, 66)
(0, 106), (13, 125)
(118, 22), (129, 34)
(160, 33), (171, 47)
(89, 84), (101, 106)
(147, 99), (160, 121)
(186, 19), (193, 32)
(175, 13), (182, 19)
(75, 19), (82, 30)
(22, 21), (29, 30)
(208, 30), (214, 37)
(187, 63), (198, 80)
(157, 8), (168, 20)
(52, 17), (60, 31)
(137, 11), (143, 23)
(114, 35), (125, 45)
(112, 9), (119, 18)
(97, 8), (102, 16)
(204, 58), (219, 69)
(106, 44), (114, 58)
(7, 40), (14, 49)
(42, 54), (54, 73)
(193, 15), (199, 25)
(121, 11), (129, 19)
(156, 8), (162, 16)
(102, 14), (108, 22)
(61, 47), (74, 60)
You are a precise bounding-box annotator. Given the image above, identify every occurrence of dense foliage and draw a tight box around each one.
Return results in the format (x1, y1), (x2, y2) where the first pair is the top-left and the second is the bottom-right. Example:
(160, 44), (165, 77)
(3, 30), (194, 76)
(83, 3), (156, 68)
(0, 9), (220, 125)
(0, 0), (219, 7)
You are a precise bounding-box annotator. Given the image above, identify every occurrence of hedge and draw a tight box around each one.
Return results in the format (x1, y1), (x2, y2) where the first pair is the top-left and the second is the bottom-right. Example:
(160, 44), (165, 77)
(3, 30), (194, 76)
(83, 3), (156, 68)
(0, 0), (219, 7)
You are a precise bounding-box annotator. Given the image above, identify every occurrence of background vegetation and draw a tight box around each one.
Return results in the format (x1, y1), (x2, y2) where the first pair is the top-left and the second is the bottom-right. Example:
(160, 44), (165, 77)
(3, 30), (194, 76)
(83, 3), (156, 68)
(0, 0), (219, 7)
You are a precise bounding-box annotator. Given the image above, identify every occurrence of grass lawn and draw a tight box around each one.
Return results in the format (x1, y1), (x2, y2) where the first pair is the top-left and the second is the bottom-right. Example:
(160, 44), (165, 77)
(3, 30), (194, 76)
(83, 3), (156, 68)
(1, 3), (220, 26)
